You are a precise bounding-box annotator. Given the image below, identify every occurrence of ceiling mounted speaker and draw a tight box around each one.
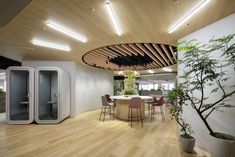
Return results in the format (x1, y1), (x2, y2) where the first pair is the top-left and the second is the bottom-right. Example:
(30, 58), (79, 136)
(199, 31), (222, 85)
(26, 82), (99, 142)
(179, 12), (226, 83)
(0, 0), (32, 27)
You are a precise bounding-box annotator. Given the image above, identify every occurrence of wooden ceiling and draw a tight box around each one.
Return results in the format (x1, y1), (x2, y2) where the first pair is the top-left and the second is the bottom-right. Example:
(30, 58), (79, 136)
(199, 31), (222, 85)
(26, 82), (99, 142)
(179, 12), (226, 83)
(0, 0), (235, 73)
(83, 43), (177, 70)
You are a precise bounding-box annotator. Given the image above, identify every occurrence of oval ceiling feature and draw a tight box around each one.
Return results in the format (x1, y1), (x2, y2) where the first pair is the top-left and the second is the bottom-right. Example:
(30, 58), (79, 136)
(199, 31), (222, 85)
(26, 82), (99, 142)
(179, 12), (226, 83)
(82, 43), (177, 71)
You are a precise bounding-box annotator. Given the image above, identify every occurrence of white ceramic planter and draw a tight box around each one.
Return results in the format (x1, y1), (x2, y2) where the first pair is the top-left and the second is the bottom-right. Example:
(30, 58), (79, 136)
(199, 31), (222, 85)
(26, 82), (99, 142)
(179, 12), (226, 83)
(210, 135), (235, 157)
(180, 135), (195, 153)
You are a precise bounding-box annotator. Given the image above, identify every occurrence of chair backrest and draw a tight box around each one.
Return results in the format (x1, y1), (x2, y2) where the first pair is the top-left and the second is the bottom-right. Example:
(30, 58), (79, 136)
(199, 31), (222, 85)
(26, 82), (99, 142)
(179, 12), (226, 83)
(105, 94), (112, 102)
(129, 97), (141, 108)
(152, 96), (164, 106)
(153, 96), (157, 103)
(101, 96), (110, 106)
(158, 96), (164, 106)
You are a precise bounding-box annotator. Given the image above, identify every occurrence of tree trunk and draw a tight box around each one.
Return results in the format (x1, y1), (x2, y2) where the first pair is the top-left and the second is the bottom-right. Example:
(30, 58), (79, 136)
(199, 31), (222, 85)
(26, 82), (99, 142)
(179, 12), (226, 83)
(197, 110), (215, 136)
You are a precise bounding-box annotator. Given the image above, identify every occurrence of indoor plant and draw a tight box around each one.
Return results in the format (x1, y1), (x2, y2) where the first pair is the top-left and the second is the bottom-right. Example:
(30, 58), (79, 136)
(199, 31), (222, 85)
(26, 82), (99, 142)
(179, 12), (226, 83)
(122, 70), (138, 95)
(114, 81), (122, 95)
(178, 34), (235, 157)
(166, 86), (195, 153)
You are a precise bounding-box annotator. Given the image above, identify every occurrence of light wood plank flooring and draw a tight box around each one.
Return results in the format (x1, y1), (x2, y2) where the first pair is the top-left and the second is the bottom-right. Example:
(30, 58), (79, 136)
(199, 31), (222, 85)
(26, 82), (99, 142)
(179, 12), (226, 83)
(0, 107), (210, 157)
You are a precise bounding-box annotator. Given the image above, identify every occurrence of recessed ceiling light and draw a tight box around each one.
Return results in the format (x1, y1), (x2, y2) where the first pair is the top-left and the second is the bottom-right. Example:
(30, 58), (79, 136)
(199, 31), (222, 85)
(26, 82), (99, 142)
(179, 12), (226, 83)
(46, 20), (87, 43)
(134, 71), (139, 76)
(163, 67), (172, 72)
(148, 70), (154, 74)
(118, 71), (123, 75)
(31, 39), (71, 52)
(168, 0), (210, 33)
(105, 0), (122, 36)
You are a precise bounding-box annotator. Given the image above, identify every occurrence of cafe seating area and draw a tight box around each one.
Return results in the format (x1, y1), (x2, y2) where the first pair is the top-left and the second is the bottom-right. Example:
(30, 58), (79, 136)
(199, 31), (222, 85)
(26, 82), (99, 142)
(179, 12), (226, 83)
(100, 94), (166, 127)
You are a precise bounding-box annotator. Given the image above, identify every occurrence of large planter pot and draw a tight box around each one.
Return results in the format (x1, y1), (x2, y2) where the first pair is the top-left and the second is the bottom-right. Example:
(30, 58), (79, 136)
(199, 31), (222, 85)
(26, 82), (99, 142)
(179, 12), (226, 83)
(210, 134), (235, 157)
(180, 134), (195, 153)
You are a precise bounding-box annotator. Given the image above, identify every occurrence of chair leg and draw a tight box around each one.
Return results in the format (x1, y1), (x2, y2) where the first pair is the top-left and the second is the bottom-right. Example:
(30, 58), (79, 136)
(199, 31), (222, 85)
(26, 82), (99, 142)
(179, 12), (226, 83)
(136, 108), (139, 123)
(130, 108), (132, 128)
(112, 106), (115, 119)
(109, 106), (112, 118)
(151, 105), (154, 121)
(99, 106), (103, 121)
(139, 108), (143, 128)
(103, 106), (106, 122)
(160, 106), (165, 122)
(148, 104), (150, 116)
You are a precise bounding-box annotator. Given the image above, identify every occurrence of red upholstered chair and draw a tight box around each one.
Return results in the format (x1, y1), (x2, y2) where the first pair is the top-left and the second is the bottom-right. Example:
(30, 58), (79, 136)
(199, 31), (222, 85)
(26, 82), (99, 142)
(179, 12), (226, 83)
(128, 97), (143, 128)
(99, 96), (115, 121)
(105, 94), (113, 103)
(105, 94), (115, 108)
(150, 96), (165, 122)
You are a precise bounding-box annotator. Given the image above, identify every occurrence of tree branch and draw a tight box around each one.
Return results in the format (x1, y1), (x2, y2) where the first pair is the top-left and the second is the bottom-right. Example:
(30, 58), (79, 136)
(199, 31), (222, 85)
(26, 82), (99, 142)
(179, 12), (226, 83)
(217, 80), (226, 95)
(205, 107), (216, 119)
(186, 92), (197, 110)
(201, 90), (235, 113)
(199, 70), (204, 111)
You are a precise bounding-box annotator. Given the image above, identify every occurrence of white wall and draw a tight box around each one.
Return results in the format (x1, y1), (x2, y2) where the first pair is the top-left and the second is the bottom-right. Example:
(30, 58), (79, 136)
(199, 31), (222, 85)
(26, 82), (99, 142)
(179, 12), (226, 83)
(179, 13), (235, 150)
(0, 70), (6, 92)
(23, 60), (114, 116)
(75, 64), (113, 115)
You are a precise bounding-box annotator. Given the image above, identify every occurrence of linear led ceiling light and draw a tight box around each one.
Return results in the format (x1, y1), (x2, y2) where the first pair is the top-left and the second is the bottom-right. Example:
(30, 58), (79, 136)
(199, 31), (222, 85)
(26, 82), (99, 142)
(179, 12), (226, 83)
(46, 20), (87, 43)
(31, 39), (71, 51)
(105, 0), (122, 36)
(163, 67), (172, 72)
(168, 0), (210, 33)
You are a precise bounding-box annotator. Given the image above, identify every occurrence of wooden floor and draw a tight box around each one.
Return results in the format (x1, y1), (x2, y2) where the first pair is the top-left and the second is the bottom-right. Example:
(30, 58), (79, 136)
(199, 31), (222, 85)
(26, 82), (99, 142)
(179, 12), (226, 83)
(0, 107), (210, 157)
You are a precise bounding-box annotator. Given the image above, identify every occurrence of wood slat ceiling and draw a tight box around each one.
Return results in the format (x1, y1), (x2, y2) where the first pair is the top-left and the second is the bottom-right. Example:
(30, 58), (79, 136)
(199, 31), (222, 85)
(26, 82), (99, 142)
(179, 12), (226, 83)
(0, 0), (235, 74)
(82, 43), (177, 70)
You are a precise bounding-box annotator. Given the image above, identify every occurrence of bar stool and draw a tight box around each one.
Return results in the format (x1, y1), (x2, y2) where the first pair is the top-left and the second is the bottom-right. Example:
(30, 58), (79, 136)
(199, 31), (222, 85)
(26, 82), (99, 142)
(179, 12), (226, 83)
(150, 96), (165, 122)
(147, 96), (158, 116)
(105, 94), (115, 107)
(99, 96), (115, 121)
(128, 97), (143, 128)
(105, 94), (113, 103)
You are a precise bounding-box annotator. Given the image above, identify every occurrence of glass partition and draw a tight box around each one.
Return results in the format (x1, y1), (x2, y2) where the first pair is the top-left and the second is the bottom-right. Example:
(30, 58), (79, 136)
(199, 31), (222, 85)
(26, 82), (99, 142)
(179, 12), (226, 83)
(10, 70), (29, 120)
(38, 70), (58, 120)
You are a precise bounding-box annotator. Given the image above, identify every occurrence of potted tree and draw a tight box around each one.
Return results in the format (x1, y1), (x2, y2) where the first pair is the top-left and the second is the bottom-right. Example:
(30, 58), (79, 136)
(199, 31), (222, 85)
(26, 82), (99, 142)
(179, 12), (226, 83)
(167, 86), (195, 153)
(178, 34), (235, 157)
(122, 70), (138, 96)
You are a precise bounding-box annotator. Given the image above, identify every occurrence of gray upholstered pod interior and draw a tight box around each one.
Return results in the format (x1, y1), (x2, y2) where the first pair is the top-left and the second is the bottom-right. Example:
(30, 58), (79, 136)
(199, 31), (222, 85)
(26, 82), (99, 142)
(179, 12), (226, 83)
(38, 70), (58, 120)
(10, 70), (29, 120)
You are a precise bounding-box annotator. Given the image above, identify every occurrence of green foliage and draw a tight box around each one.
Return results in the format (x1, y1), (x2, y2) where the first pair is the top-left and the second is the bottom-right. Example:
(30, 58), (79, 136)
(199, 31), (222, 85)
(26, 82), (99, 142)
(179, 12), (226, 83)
(114, 81), (122, 93)
(123, 88), (137, 95)
(178, 34), (235, 139)
(166, 86), (193, 136)
(122, 70), (138, 95)
(0, 89), (5, 95)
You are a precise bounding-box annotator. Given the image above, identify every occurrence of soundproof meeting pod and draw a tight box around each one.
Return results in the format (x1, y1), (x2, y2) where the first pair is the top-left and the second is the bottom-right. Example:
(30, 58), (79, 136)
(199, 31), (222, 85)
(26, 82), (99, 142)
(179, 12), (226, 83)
(35, 67), (70, 124)
(6, 66), (34, 124)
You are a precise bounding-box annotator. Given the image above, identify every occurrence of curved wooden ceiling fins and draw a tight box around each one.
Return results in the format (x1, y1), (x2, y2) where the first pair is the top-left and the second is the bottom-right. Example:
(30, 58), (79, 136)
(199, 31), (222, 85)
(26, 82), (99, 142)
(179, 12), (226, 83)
(82, 43), (177, 71)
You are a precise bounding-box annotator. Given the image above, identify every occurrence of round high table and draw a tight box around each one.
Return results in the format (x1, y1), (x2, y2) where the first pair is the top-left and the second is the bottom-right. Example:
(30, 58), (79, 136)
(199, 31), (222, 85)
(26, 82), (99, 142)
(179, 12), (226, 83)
(110, 95), (152, 121)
